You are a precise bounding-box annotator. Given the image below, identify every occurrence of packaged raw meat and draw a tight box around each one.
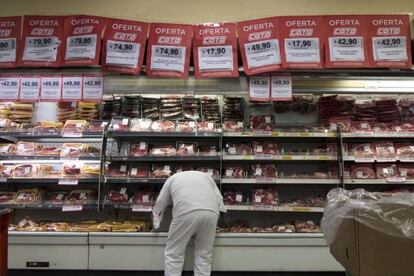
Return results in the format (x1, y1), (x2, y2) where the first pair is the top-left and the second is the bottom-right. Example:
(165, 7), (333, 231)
(177, 121), (196, 132)
(176, 142), (197, 155)
(223, 191), (243, 205)
(226, 143), (252, 155)
(130, 142), (149, 157)
(87, 120), (107, 132)
(81, 164), (100, 177)
(197, 167), (220, 178)
(43, 191), (68, 205)
(109, 116), (130, 131)
(15, 141), (38, 156)
(398, 165), (414, 179)
(223, 97), (244, 122)
(251, 164), (277, 178)
(60, 143), (87, 158)
(197, 121), (216, 132)
(150, 120), (176, 132)
(66, 190), (95, 205)
(0, 118), (11, 130)
(107, 188), (129, 204)
(0, 144), (15, 155)
(14, 189), (40, 204)
(0, 165), (13, 178)
(151, 165), (172, 178)
(106, 163), (128, 178)
(252, 189), (278, 206)
(36, 165), (55, 178)
(199, 145), (218, 155)
(350, 121), (373, 133)
(130, 119), (152, 132)
(62, 120), (88, 135)
(374, 142), (396, 159)
(350, 143), (375, 158)
(222, 121), (244, 132)
(13, 164), (37, 178)
(150, 144), (176, 156)
(372, 123), (396, 133)
(328, 117), (352, 132)
(175, 166), (194, 173)
(33, 121), (63, 135)
(223, 166), (244, 178)
(350, 164), (376, 179)
(133, 192), (154, 206)
(202, 97), (221, 123)
(396, 123), (414, 132)
(0, 192), (16, 204)
(250, 115), (275, 131)
(295, 221), (321, 233)
(78, 102), (100, 121)
(182, 96), (201, 120)
(395, 144), (414, 160)
(129, 165), (150, 178)
(37, 145), (62, 157)
(62, 162), (83, 177)
(252, 141), (278, 155)
(376, 164), (399, 179)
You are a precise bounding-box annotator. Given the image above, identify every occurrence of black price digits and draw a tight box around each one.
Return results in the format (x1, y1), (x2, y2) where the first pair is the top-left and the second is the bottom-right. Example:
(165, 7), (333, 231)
(290, 40), (312, 48)
(378, 38), (401, 46)
(113, 43), (133, 51)
(336, 38), (358, 46)
(0, 42), (8, 49)
(32, 38), (52, 46)
(159, 47), (179, 56)
(250, 42), (272, 52)
(204, 47), (226, 56)
(72, 37), (92, 46)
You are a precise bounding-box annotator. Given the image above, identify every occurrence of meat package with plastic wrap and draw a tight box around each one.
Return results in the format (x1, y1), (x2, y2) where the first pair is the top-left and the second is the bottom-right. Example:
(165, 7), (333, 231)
(201, 97), (221, 123)
(151, 165), (172, 178)
(67, 190), (95, 205)
(150, 145), (177, 156)
(107, 188), (129, 203)
(182, 96), (201, 120)
(398, 165), (414, 178)
(141, 97), (160, 120)
(251, 164), (277, 178)
(355, 101), (376, 121)
(121, 96), (141, 118)
(328, 117), (351, 132)
(43, 191), (68, 205)
(175, 166), (194, 173)
(106, 163), (128, 178)
(176, 143), (197, 155)
(226, 143), (252, 155)
(13, 164), (37, 178)
(129, 165), (150, 178)
(130, 142), (148, 157)
(15, 141), (38, 156)
(350, 164), (376, 179)
(374, 142), (396, 159)
(37, 145), (62, 156)
(399, 98), (414, 122)
(373, 123), (396, 133)
(295, 221), (321, 233)
(199, 145), (217, 155)
(62, 162), (82, 177)
(177, 121), (196, 132)
(14, 189), (40, 204)
(223, 191), (243, 205)
(0, 165), (14, 178)
(223, 166), (244, 178)
(375, 99), (401, 123)
(109, 116), (130, 131)
(376, 164), (399, 179)
(60, 143), (86, 158)
(160, 96), (182, 120)
(0, 192), (16, 204)
(253, 141), (278, 155)
(150, 120), (176, 132)
(351, 143), (375, 158)
(197, 167), (220, 178)
(223, 97), (244, 122)
(252, 189), (278, 206)
(250, 115), (275, 131)
(133, 192), (154, 206)
(130, 119), (152, 132)
(395, 144), (414, 159)
(197, 121), (216, 132)
(350, 121), (373, 133)
(223, 121), (244, 132)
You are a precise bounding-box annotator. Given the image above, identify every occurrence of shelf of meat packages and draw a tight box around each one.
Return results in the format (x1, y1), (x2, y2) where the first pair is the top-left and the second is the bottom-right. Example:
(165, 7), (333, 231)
(104, 177), (220, 184)
(221, 178), (340, 185)
(0, 203), (98, 210)
(223, 131), (336, 138)
(0, 131), (103, 139)
(106, 130), (222, 138)
(107, 154), (221, 162)
(0, 178), (99, 184)
(225, 205), (324, 212)
(222, 154), (337, 161)
(344, 179), (414, 185)
(0, 156), (101, 161)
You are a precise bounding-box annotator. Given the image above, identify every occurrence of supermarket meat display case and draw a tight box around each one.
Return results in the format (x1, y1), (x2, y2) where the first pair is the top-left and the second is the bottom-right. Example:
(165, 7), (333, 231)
(3, 69), (414, 272)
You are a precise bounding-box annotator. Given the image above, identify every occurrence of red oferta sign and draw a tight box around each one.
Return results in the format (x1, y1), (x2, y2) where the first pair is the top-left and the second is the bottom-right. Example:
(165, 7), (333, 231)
(0, 16), (21, 68)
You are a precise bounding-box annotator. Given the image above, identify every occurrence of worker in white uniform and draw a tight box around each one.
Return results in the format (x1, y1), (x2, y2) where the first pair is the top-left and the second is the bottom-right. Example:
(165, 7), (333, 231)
(152, 170), (226, 276)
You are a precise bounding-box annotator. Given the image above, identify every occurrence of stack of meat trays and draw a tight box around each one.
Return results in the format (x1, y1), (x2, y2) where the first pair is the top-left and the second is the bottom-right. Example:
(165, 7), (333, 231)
(317, 96), (340, 125)
(141, 97), (160, 120)
(160, 96), (182, 120)
(337, 96), (356, 119)
(182, 96), (201, 120)
(399, 98), (414, 122)
(102, 96), (121, 120)
(201, 97), (221, 123)
(376, 99), (401, 123)
(10, 103), (34, 125)
(78, 102), (100, 121)
(223, 97), (244, 122)
(355, 101), (376, 122)
(121, 96), (141, 118)
(57, 102), (77, 122)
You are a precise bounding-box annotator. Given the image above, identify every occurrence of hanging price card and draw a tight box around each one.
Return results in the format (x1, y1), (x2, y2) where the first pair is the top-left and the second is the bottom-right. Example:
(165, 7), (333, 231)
(20, 16), (64, 67)
(237, 17), (282, 75)
(281, 16), (323, 68)
(83, 75), (103, 101)
(0, 75), (19, 100)
(62, 76), (82, 101)
(198, 46), (233, 70)
(324, 16), (369, 67)
(106, 40), (140, 67)
(368, 15), (411, 68)
(40, 76), (62, 101)
(146, 23), (192, 79)
(63, 15), (106, 66)
(0, 16), (21, 68)
(271, 75), (292, 101)
(19, 76), (40, 101)
(249, 76), (270, 101)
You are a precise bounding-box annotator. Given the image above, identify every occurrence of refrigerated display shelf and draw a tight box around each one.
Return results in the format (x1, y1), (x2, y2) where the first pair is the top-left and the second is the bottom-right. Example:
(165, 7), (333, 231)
(0, 203), (98, 210)
(104, 177), (220, 184)
(222, 154), (337, 161)
(342, 132), (414, 138)
(0, 178), (99, 184)
(343, 156), (414, 162)
(0, 156), (101, 161)
(107, 131), (222, 138)
(0, 132), (103, 139)
(225, 205), (324, 212)
(221, 178), (340, 184)
(107, 154), (221, 162)
(344, 179), (414, 185)
(103, 203), (152, 212)
(223, 131), (336, 138)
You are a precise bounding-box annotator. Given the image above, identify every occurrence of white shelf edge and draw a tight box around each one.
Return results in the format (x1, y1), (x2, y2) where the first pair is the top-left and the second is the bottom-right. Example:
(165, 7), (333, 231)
(221, 178), (340, 184)
(223, 154), (337, 161)
(225, 205), (324, 213)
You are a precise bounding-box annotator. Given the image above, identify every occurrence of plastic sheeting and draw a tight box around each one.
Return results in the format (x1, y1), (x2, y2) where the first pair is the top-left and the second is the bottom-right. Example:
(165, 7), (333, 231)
(322, 188), (414, 245)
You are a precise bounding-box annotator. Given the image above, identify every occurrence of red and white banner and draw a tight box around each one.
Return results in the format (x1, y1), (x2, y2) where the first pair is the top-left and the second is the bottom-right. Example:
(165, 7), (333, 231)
(367, 15), (412, 68)
(62, 15), (106, 66)
(280, 16), (324, 69)
(19, 75), (41, 102)
(0, 75), (20, 101)
(82, 74), (103, 101)
(40, 75), (62, 102)
(249, 76), (270, 101)
(146, 23), (192, 79)
(102, 18), (148, 75)
(238, 17), (282, 75)
(193, 23), (238, 78)
(19, 15), (64, 67)
(324, 15), (369, 68)
(0, 16), (21, 68)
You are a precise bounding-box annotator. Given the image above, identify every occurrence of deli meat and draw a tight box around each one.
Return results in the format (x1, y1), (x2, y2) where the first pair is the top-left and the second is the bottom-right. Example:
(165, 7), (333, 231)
(224, 166), (244, 178)
(250, 115), (275, 131)
(0, 165), (13, 178)
(37, 146), (62, 156)
(13, 164), (36, 178)
(150, 120), (176, 132)
(14, 189), (40, 204)
(253, 141), (278, 155)
(350, 164), (376, 179)
(395, 144), (414, 159)
(16, 142), (38, 156)
(130, 119), (152, 132)
(251, 164), (277, 178)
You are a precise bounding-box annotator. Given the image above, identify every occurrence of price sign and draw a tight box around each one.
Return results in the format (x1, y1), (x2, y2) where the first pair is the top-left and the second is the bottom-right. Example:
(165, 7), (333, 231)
(271, 75), (292, 101)
(58, 179), (79, 185)
(132, 205), (152, 212)
(198, 45), (233, 71)
(62, 76), (82, 101)
(151, 45), (186, 72)
(245, 39), (281, 69)
(249, 76), (270, 101)
(62, 205), (83, 212)
(0, 76), (19, 100)
(20, 76), (40, 101)
(22, 36), (59, 62)
(83, 75), (103, 101)
(65, 34), (97, 60)
(0, 38), (16, 63)
(106, 40), (140, 68)
(372, 36), (407, 61)
(40, 76), (62, 101)
(284, 38), (320, 63)
(329, 37), (364, 61)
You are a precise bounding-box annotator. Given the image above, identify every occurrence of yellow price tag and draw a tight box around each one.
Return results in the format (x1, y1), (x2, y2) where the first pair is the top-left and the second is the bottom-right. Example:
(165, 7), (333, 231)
(292, 207), (311, 212)
(282, 155), (292, 160)
(271, 131), (280, 136)
(318, 156), (329, 160)
(298, 132), (310, 137)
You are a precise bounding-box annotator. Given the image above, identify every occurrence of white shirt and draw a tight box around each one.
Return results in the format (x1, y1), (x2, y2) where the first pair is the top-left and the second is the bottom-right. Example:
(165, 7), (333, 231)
(152, 171), (226, 229)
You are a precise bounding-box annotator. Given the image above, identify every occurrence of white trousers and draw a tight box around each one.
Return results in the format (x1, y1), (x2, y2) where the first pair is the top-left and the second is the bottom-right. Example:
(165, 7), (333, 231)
(164, 209), (219, 276)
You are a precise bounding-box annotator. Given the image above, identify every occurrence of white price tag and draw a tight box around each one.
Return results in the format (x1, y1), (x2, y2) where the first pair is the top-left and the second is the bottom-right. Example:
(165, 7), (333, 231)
(120, 187), (127, 194)
(106, 40), (140, 68)
(284, 38), (320, 63)
(271, 75), (292, 101)
(256, 145), (263, 153)
(40, 77), (62, 101)
(83, 75), (103, 101)
(151, 45), (186, 72)
(120, 165), (127, 172)
(131, 168), (138, 176)
(62, 76), (82, 100)
(65, 34), (97, 60)
(122, 118), (129, 125)
(132, 205), (152, 212)
(356, 171), (364, 178)
(62, 205), (83, 212)
(372, 36), (407, 61)
(58, 179), (79, 185)
(198, 45), (233, 71)
(255, 168), (263, 176)
(329, 36), (364, 61)
(142, 195), (149, 203)
(0, 76), (19, 100)
(139, 142), (146, 150)
(0, 38), (16, 63)
(249, 76), (270, 101)
(56, 194), (64, 201)
(255, 195), (262, 203)
(225, 169), (233, 177)
(236, 194), (242, 203)
(23, 37), (59, 62)
(245, 39), (281, 68)
(20, 77), (40, 101)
